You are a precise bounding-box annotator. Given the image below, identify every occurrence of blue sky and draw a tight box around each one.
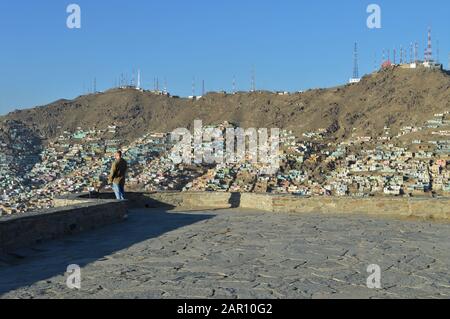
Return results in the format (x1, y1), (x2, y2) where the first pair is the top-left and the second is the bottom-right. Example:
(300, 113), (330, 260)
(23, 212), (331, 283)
(0, 0), (449, 114)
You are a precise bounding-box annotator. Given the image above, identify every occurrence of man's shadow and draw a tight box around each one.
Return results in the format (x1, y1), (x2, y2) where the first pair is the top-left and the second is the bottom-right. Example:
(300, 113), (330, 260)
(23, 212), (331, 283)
(228, 193), (241, 208)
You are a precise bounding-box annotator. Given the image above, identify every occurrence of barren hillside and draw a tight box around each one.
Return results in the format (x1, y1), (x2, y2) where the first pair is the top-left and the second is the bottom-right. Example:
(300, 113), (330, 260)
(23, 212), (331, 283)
(1, 67), (450, 143)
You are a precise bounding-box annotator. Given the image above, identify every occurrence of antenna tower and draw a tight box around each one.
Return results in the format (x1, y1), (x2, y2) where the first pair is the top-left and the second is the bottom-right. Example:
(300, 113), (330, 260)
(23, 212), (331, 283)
(353, 43), (359, 78)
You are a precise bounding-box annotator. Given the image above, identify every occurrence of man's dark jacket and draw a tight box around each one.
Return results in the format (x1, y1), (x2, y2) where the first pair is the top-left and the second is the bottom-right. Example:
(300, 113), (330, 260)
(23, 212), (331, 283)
(109, 158), (128, 186)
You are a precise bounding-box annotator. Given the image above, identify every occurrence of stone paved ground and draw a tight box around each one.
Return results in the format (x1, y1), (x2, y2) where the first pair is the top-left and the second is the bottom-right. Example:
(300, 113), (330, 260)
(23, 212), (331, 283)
(0, 208), (449, 299)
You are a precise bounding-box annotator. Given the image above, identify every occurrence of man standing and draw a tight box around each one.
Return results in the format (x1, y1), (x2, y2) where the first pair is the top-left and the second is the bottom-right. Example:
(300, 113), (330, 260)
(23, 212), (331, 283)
(109, 151), (128, 200)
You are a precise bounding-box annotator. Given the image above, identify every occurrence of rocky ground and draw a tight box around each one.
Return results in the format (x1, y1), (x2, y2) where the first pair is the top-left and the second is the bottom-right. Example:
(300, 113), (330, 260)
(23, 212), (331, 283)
(0, 209), (449, 299)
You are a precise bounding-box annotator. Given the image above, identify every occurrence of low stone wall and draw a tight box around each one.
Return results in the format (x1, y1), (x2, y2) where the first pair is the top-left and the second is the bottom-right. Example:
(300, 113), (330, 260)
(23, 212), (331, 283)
(0, 200), (127, 253)
(1, 192), (447, 253)
(146, 192), (239, 209)
(240, 193), (274, 211)
(57, 191), (449, 222)
(271, 195), (450, 220)
(141, 192), (450, 221)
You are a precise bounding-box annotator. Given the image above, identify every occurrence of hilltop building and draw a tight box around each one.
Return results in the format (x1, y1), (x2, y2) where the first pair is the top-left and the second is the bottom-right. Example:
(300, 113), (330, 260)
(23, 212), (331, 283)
(395, 60), (443, 70)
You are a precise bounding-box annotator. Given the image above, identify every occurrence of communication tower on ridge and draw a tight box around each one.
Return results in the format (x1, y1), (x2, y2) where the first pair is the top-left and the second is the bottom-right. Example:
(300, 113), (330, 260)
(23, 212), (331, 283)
(349, 42), (361, 83)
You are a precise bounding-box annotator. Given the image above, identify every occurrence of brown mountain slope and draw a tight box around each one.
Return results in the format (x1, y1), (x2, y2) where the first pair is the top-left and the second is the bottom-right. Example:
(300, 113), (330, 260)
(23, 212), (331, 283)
(1, 67), (450, 142)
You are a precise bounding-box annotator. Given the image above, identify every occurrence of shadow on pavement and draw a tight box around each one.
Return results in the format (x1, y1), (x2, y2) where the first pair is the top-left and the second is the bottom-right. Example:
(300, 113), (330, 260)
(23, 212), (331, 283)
(0, 208), (215, 296)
